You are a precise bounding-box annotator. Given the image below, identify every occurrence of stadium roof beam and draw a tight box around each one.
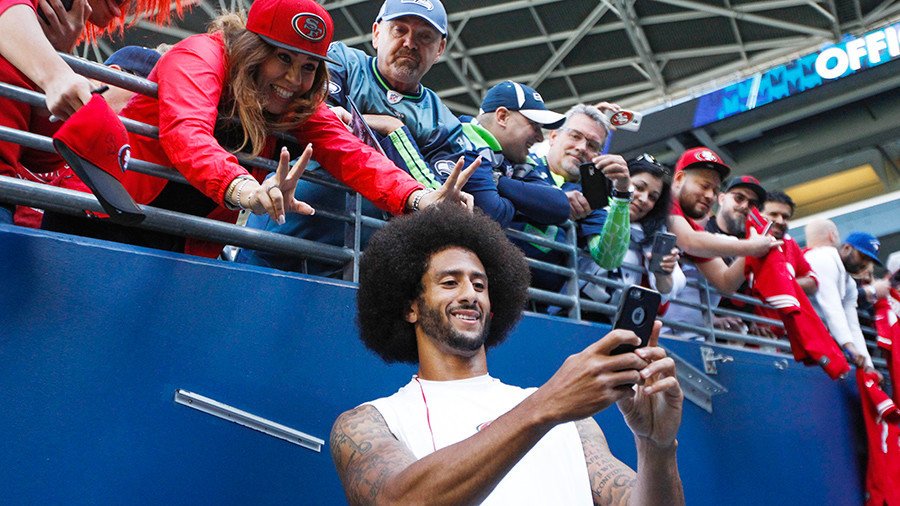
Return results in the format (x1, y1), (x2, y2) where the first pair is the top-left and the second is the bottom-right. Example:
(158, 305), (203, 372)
(821, 0), (842, 40)
(527, 4), (580, 102)
(443, 16), (490, 101)
(723, 0), (749, 63)
(544, 81), (656, 110)
(337, 6), (374, 53)
(437, 35), (805, 101)
(653, 0), (833, 38)
(528, 2), (612, 89)
(616, 0), (666, 92)
(864, 0), (900, 26)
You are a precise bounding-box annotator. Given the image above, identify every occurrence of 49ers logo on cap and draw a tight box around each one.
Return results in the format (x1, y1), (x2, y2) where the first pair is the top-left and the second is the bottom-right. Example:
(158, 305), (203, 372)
(292, 12), (327, 42)
(118, 145), (131, 172)
(695, 149), (719, 163)
(609, 111), (634, 126)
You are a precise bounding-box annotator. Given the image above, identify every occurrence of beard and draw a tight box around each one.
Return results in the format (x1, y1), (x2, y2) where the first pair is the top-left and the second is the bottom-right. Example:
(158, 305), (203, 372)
(679, 194), (707, 220)
(416, 300), (491, 353)
(721, 211), (746, 237)
(389, 50), (421, 78)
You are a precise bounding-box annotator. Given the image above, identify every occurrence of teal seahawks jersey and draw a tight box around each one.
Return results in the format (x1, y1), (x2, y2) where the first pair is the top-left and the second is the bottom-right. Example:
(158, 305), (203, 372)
(326, 43), (469, 173)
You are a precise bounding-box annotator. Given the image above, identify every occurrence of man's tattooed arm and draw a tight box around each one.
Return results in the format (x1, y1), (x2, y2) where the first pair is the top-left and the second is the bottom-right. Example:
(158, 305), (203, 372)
(330, 405), (416, 505)
(576, 418), (684, 506)
(576, 418), (637, 506)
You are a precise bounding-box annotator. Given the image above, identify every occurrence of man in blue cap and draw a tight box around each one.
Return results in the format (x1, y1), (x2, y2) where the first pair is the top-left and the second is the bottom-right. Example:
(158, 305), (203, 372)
(429, 80), (569, 228)
(238, 0), (467, 275)
(805, 219), (881, 370)
(100, 46), (162, 112)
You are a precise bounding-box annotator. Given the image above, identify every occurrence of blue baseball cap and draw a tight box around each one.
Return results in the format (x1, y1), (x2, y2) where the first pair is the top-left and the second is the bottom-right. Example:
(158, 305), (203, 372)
(376, 0), (447, 36)
(479, 81), (566, 129)
(103, 46), (161, 79)
(845, 231), (883, 266)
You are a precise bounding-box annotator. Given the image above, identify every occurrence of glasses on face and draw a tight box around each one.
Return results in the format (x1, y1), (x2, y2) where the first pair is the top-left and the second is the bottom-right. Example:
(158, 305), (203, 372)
(729, 192), (759, 209)
(559, 127), (603, 155)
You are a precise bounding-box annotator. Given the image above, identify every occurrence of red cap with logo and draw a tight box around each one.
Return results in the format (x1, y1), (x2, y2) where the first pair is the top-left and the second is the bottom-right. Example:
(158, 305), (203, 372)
(52, 94), (145, 225)
(674, 147), (731, 180)
(247, 0), (340, 65)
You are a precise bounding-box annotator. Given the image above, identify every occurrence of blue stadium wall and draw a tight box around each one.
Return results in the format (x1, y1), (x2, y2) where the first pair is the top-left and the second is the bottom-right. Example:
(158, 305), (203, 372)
(0, 224), (865, 504)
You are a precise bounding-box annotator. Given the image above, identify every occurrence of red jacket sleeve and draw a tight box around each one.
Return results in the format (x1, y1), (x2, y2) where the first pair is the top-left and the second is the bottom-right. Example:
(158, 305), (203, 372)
(155, 35), (248, 206)
(295, 105), (423, 216)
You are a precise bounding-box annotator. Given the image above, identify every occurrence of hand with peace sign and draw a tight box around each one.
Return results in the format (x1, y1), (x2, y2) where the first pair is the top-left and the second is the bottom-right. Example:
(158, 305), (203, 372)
(235, 145), (315, 225)
(408, 156), (479, 212)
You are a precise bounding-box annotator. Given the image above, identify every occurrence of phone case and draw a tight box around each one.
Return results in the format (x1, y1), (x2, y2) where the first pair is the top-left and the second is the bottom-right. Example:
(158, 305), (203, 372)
(611, 285), (662, 355)
(649, 232), (677, 273)
(578, 163), (609, 210)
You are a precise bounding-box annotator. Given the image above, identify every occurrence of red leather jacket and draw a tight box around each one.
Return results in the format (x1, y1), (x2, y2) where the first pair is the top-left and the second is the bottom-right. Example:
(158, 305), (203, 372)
(120, 32), (422, 256)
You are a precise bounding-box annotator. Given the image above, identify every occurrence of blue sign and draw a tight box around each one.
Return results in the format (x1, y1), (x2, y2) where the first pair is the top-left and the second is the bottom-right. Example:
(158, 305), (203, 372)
(693, 23), (900, 127)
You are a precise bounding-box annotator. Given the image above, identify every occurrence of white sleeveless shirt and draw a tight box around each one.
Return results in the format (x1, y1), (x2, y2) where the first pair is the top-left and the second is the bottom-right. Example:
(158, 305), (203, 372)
(365, 374), (592, 505)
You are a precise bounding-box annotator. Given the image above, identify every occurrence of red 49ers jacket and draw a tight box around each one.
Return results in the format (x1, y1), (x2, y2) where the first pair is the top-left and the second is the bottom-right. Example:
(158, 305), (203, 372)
(119, 32), (423, 257)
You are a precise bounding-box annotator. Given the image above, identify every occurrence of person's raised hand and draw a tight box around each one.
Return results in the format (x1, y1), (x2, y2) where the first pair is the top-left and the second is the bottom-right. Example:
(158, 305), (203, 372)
(531, 329), (648, 425)
(37, 0), (90, 52)
(617, 321), (683, 448)
(745, 226), (782, 257)
(593, 154), (630, 192)
(648, 247), (680, 276)
(414, 156), (479, 212)
(246, 145), (315, 223)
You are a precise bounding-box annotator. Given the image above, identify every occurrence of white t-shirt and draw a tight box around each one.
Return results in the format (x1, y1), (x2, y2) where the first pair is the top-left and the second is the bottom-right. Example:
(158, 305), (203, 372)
(805, 246), (873, 368)
(365, 374), (592, 505)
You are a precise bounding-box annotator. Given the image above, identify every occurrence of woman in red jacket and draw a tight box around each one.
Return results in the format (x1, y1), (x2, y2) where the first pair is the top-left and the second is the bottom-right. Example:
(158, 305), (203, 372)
(44, 0), (474, 257)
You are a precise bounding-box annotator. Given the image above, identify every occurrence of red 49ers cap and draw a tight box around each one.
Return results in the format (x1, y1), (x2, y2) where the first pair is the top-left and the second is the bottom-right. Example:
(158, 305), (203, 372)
(52, 94), (145, 225)
(247, 0), (340, 65)
(674, 146), (731, 180)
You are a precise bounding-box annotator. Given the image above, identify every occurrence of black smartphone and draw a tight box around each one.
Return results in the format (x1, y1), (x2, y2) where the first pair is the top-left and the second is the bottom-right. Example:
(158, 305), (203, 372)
(578, 162), (610, 210)
(649, 232), (677, 273)
(611, 285), (661, 355)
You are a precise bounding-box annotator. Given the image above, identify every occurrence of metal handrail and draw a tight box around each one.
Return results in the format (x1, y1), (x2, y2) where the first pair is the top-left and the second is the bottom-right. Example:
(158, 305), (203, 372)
(0, 52), (890, 372)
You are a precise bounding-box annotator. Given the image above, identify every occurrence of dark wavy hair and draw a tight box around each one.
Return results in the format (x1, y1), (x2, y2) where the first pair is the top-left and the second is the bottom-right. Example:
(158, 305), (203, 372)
(627, 157), (673, 246)
(357, 204), (531, 364)
(210, 13), (329, 157)
(763, 190), (796, 216)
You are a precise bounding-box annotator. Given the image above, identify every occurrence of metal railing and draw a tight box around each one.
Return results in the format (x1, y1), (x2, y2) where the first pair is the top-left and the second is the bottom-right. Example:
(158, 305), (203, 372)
(0, 52), (889, 372)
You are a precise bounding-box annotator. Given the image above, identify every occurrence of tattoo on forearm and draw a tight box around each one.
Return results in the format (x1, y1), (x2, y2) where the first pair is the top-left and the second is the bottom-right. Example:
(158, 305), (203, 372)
(576, 419), (636, 506)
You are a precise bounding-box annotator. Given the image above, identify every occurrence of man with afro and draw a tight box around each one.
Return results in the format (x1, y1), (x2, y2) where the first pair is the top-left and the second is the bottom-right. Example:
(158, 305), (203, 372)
(331, 203), (685, 505)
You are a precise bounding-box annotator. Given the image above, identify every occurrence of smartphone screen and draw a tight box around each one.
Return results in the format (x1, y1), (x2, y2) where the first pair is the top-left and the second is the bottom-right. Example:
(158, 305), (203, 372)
(649, 232), (677, 273)
(578, 162), (610, 210)
(610, 285), (662, 355)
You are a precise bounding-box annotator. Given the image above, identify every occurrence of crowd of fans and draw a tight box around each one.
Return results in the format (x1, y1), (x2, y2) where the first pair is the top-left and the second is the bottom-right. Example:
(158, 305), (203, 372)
(2, 0), (898, 375)
(3, 0), (900, 501)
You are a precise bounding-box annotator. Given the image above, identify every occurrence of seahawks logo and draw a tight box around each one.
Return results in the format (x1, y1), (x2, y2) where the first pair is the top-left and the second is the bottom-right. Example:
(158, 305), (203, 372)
(434, 160), (455, 176)
(292, 13), (327, 42)
(401, 0), (434, 10)
(117, 145), (131, 172)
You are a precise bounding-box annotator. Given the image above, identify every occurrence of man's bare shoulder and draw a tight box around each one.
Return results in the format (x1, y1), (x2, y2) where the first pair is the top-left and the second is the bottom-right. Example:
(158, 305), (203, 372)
(330, 404), (416, 505)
